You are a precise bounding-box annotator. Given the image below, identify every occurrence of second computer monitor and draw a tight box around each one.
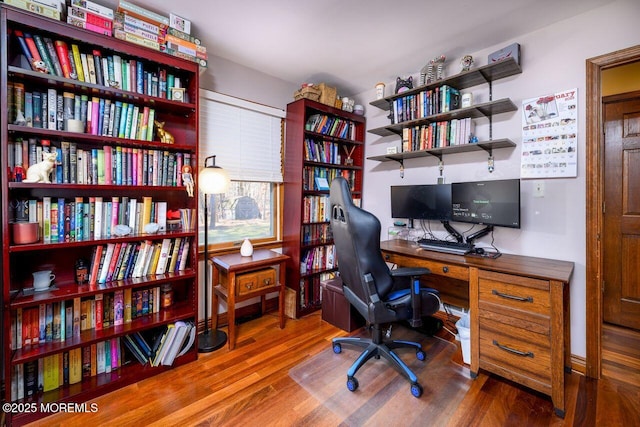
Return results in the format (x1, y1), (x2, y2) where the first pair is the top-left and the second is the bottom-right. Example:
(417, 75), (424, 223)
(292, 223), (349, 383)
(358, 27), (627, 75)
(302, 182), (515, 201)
(390, 184), (452, 222)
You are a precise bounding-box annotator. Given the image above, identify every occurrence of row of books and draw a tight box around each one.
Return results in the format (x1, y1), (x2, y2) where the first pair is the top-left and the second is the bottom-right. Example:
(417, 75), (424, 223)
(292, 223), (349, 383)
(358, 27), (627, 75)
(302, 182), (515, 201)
(12, 338), (124, 399)
(299, 271), (335, 310)
(10, 320), (193, 400)
(88, 237), (191, 285)
(124, 321), (195, 367)
(300, 244), (336, 275)
(11, 286), (164, 350)
(301, 223), (332, 246)
(14, 196), (171, 243)
(11, 29), (188, 98)
(302, 195), (330, 224)
(303, 138), (346, 165)
(303, 166), (356, 192)
(305, 114), (357, 140)
(8, 138), (191, 188)
(400, 117), (476, 152)
(9, 83), (160, 141)
(391, 85), (462, 124)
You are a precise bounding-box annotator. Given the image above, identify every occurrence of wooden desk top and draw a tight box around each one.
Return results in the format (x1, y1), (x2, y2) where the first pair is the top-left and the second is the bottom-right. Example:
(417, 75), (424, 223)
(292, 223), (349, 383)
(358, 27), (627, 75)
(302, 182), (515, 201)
(380, 239), (574, 284)
(212, 249), (289, 272)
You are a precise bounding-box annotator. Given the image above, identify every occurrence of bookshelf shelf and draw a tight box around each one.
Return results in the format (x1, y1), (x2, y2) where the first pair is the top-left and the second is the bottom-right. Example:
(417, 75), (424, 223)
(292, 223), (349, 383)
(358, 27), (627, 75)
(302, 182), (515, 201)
(368, 58), (521, 167)
(283, 98), (365, 318)
(12, 301), (195, 364)
(8, 66), (197, 112)
(1, 5), (200, 423)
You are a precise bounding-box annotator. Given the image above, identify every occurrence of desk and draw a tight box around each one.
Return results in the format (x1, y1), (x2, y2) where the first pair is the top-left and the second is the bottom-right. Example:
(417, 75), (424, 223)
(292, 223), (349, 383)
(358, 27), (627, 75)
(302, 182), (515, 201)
(380, 239), (574, 418)
(211, 249), (289, 350)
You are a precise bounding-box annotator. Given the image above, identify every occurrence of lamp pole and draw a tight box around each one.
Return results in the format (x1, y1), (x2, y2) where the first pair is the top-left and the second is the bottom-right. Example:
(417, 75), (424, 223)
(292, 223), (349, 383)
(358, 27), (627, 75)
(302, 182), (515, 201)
(198, 156), (229, 353)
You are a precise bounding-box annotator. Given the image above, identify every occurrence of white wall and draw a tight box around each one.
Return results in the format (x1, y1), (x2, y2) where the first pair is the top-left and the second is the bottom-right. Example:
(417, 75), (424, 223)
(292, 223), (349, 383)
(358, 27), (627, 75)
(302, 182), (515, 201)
(358, 0), (640, 358)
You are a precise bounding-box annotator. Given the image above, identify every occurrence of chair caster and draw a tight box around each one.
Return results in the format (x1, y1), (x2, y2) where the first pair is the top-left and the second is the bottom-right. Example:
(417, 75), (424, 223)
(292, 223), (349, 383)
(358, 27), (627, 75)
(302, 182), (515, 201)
(333, 343), (342, 354)
(347, 376), (359, 392)
(416, 350), (426, 361)
(410, 382), (423, 398)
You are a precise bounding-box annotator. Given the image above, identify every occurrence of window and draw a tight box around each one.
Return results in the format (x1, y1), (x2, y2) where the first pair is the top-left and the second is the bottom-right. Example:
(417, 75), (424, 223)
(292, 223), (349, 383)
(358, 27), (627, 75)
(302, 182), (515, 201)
(199, 90), (285, 248)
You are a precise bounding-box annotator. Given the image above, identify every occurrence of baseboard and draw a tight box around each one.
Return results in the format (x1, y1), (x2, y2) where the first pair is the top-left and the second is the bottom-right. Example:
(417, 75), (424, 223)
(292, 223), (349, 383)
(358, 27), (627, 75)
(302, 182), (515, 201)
(571, 354), (586, 375)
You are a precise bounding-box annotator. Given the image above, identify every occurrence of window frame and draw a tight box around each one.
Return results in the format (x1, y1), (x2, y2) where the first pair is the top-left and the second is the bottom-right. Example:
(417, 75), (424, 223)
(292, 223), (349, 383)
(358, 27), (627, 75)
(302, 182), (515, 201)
(198, 90), (285, 253)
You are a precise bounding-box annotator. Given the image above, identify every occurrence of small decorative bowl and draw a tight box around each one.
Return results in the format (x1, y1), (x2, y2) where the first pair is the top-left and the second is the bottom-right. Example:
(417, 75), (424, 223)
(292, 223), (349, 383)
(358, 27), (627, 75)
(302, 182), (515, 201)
(11, 222), (39, 245)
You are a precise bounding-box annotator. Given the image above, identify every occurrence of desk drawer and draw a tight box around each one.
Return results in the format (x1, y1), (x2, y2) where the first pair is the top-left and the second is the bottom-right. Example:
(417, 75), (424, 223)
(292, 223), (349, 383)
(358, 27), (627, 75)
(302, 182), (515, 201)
(478, 270), (550, 317)
(383, 252), (468, 281)
(235, 268), (277, 296)
(479, 317), (552, 392)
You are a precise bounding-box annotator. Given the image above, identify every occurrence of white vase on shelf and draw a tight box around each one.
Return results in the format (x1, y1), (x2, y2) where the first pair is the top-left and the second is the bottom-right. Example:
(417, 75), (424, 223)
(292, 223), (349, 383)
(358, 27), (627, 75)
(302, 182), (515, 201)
(240, 238), (253, 257)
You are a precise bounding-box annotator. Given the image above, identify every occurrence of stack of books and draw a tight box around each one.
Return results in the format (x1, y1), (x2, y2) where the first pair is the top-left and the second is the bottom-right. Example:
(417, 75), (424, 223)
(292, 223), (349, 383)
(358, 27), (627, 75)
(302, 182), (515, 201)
(114, 0), (207, 68)
(164, 14), (208, 68)
(114, 0), (169, 52)
(3, 0), (63, 21)
(66, 0), (114, 36)
(67, 0), (113, 37)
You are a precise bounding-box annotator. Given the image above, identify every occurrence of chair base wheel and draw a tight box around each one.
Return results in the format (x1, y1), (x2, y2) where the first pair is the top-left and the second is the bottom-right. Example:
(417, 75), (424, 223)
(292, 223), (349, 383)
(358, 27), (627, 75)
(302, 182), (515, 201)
(411, 382), (423, 397)
(347, 376), (359, 392)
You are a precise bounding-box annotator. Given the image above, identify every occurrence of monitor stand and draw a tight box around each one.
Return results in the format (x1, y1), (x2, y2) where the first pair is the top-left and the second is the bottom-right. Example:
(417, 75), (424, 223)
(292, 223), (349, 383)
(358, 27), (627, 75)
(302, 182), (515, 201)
(441, 221), (464, 243)
(465, 225), (494, 245)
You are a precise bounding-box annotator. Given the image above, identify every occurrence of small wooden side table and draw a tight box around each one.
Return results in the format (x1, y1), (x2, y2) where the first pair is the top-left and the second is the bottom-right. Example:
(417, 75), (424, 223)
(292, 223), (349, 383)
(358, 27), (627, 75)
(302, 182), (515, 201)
(211, 249), (289, 350)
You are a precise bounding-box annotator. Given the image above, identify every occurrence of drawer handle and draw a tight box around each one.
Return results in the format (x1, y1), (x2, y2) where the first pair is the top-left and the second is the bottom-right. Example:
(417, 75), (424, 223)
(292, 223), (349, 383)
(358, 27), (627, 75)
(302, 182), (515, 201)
(492, 289), (533, 303)
(246, 282), (254, 289)
(442, 266), (449, 273)
(263, 278), (271, 285)
(493, 340), (534, 358)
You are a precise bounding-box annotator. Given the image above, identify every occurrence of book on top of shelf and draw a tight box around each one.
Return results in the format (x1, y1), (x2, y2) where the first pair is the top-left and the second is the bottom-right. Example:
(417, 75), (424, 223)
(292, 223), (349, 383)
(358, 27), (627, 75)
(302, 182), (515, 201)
(117, 0), (169, 27)
(4, 0), (61, 20)
(70, 0), (114, 20)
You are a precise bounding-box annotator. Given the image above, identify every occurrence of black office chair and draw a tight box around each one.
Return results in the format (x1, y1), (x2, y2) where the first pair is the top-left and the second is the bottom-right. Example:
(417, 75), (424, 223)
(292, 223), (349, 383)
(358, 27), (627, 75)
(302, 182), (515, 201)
(329, 177), (441, 397)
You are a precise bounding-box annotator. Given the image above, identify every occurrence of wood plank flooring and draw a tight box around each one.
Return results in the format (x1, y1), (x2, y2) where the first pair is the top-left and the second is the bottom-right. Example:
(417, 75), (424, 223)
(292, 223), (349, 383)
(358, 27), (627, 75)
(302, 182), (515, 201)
(25, 312), (640, 427)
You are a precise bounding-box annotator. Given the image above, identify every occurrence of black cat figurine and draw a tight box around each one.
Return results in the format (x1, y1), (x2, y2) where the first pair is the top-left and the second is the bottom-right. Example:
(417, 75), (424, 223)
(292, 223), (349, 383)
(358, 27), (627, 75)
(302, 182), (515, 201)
(395, 76), (413, 94)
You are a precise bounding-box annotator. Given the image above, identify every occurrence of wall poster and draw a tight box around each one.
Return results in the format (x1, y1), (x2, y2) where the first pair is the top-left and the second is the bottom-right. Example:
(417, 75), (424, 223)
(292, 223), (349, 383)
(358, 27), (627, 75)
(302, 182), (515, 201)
(520, 88), (578, 178)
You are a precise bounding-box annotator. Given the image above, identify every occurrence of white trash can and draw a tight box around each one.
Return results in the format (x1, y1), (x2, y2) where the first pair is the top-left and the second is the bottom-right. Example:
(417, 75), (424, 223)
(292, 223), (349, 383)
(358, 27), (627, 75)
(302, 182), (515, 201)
(455, 313), (471, 365)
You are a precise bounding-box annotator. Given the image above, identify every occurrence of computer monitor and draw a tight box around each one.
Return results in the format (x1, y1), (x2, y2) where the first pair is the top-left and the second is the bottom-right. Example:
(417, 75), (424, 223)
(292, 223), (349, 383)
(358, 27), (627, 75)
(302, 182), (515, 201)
(451, 179), (521, 228)
(390, 184), (452, 222)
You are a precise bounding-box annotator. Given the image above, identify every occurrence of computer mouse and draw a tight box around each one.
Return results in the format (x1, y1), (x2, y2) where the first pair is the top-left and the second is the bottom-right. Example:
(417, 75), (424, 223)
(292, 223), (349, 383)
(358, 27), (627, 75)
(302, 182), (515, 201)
(474, 247), (485, 255)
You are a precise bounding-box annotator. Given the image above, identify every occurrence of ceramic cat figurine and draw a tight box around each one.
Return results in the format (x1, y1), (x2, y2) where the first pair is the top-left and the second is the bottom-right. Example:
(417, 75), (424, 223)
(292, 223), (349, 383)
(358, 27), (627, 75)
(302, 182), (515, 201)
(23, 152), (57, 183)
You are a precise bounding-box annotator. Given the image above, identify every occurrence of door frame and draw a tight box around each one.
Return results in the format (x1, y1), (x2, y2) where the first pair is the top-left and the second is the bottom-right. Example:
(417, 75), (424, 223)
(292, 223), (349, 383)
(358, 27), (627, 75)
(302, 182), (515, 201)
(586, 44), (640, 378)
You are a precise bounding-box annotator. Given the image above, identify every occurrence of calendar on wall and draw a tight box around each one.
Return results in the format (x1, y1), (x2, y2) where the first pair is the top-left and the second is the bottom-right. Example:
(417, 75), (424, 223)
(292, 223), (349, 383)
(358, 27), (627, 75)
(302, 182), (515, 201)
(520, 88), (578, 178)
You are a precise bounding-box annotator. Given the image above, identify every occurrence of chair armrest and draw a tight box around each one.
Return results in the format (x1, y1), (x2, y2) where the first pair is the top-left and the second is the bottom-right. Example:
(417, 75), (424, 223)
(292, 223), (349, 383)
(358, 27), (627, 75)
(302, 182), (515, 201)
(389, 267), (430, 278)
(390, 267), (430, 327)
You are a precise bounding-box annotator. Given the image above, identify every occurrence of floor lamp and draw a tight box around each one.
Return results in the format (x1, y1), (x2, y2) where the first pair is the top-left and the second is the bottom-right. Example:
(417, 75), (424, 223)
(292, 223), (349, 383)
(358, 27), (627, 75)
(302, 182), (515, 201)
(198, 155), (230, 353)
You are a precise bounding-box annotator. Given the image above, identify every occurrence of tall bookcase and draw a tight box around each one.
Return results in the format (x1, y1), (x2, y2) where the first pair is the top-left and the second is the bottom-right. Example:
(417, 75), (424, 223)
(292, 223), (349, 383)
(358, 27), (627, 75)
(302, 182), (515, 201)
(1, 5), (199, 425)
(283, 98), (365, 318)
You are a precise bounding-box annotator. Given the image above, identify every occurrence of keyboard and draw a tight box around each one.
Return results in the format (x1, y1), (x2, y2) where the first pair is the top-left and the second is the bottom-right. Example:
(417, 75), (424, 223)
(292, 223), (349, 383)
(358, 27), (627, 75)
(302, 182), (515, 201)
(417, 238), (474, 255)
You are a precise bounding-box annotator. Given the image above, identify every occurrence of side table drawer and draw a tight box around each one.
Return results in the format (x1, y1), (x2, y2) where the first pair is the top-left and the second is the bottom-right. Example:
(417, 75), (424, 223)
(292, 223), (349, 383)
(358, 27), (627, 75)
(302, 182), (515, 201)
(236, 268), (277, 296)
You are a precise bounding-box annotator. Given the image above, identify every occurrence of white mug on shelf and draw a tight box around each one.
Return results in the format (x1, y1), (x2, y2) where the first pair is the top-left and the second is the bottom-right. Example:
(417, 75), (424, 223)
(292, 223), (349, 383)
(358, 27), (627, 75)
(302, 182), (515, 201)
(33, 270), (55, 291)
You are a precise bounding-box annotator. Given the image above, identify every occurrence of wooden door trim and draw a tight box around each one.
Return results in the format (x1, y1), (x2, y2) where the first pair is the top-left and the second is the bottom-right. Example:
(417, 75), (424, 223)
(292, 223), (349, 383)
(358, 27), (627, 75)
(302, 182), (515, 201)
(586, 44), (640, 379)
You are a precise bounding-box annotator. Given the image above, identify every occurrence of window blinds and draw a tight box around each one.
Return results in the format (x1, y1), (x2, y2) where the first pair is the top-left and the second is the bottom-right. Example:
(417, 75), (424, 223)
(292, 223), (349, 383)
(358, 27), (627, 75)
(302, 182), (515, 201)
(199, 89), (284, 183)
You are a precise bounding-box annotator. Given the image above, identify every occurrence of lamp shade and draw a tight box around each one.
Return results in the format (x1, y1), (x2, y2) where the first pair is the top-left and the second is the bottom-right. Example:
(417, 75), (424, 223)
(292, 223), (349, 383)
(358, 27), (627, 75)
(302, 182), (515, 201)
(199, 165), (230, 194)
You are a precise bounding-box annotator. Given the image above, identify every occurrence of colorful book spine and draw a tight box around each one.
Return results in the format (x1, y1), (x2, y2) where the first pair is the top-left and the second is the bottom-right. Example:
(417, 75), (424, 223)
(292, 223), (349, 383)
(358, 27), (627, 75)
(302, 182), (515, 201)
(70, 44), (85, 83)
(32, 34), (57, 77)
(43, 37), (63, 77)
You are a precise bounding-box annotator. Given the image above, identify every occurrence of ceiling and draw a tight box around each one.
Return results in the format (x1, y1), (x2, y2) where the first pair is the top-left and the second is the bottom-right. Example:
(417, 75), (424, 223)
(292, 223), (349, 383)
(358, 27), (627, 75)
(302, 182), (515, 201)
(109, 0), (614, 96)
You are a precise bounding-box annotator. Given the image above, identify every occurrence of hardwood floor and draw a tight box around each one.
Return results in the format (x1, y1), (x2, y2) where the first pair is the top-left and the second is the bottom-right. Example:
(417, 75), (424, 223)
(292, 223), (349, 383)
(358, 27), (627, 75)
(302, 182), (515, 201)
(25, 311), (640, 427)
